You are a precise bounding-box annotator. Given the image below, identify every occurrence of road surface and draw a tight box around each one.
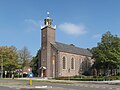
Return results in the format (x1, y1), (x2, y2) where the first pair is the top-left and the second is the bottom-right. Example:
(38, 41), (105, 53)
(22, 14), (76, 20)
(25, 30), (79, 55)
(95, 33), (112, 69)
(0, 86), (16, 90)
(0, 79), (120, 90)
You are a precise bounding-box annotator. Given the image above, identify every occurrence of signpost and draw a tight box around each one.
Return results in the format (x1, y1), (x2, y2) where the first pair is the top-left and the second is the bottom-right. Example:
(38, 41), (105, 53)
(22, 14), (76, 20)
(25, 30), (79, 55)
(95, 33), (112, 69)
(5, 71), (7, 78)
(28, 72), (33, 85)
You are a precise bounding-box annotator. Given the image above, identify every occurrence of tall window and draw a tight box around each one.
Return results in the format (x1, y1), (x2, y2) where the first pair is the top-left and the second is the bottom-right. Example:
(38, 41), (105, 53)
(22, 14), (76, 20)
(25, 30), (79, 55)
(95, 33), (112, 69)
(62, 56), (66, 69)
(71, 58), (74, 69)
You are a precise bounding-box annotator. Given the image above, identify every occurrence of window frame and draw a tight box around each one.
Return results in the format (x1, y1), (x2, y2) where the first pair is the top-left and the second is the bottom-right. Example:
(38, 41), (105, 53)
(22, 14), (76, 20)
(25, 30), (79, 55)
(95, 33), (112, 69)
(71, 57), (75, 70)
(62, 56), (67, 70)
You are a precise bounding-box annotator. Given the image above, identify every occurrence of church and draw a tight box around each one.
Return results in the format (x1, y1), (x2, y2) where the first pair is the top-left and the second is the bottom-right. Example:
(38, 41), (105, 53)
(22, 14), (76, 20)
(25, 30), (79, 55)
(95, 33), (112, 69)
(39, 13), (94, 78)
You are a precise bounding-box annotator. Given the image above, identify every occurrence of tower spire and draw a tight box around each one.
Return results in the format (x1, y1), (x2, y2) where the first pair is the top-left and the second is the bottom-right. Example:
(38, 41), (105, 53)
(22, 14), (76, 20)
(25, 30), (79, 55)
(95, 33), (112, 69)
(41, 12), (56, 29)
(44, 12), (52, 26)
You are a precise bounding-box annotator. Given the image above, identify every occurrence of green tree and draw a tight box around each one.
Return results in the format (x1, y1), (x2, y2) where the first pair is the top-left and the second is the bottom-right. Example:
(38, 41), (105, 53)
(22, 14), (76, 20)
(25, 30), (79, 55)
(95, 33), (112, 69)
(91, 31), (120, 76)
(0, 46), (18, 71)
(30, 49), (41, 77)
(18, 46), (32, 68)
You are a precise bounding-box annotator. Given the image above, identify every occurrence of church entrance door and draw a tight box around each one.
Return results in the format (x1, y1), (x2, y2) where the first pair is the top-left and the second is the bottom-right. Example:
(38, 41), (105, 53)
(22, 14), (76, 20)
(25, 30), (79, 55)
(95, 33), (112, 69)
(40, 66), (46, 78)
(43, 69), (46, 77)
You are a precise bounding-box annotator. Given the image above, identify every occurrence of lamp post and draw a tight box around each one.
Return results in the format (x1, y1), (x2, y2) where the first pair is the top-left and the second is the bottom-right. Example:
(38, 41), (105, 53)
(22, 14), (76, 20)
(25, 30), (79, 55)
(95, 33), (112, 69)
(0, 55), (3, 78)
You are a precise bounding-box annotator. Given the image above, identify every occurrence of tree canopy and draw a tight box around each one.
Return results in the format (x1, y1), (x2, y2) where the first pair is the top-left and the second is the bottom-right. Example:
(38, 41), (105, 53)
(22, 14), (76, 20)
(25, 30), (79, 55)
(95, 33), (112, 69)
(0, 46), (18, 71)
(18, 46), (32, 68)
(0, 46), (32, 72)
(30, 49), (41, 76)
(91, 31), (120, 75)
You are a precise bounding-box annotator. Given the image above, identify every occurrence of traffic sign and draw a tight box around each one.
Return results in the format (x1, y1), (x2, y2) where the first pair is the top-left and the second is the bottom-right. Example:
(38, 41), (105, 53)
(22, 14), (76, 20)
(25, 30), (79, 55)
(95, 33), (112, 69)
(29, 72), (33, 78)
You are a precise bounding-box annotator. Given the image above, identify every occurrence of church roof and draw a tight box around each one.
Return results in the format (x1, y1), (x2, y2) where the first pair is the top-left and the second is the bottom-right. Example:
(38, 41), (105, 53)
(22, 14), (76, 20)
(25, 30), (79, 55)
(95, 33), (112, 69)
(52, 42), (92, 57)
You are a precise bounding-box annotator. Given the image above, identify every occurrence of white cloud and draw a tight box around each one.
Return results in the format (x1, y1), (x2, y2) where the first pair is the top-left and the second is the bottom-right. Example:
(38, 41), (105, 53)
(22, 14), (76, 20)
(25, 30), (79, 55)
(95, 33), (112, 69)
(24, 19), (43, 32)
(25, 19), (40, 27)
(58, 22), (87, 36)
(92, 34), (102, 38)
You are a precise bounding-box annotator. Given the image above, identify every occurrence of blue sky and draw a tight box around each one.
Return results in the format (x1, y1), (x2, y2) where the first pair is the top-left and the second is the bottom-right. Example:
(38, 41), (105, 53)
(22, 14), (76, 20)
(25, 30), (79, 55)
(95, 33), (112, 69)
(0, 0), (120, 56)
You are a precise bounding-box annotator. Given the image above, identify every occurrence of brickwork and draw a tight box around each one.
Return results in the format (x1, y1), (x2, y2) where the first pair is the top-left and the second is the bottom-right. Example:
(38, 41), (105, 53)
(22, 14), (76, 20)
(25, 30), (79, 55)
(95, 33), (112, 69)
(41, 22), (56, 77)
(40, 15), (93, 78)
(58, 51), (93, 77)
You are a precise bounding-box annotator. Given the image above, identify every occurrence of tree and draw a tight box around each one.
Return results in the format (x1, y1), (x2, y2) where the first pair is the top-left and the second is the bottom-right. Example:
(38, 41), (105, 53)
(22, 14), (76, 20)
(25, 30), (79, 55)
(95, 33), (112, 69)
(30, 49), (41, 77)
(18, 46), (32, 68)
(0, 46), (18, 71)
(91, 31), (120, 76)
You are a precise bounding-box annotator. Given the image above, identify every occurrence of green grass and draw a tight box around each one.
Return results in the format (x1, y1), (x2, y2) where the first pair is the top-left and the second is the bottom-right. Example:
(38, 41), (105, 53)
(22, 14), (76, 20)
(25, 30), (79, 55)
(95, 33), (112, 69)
(32, 80), (74, 84)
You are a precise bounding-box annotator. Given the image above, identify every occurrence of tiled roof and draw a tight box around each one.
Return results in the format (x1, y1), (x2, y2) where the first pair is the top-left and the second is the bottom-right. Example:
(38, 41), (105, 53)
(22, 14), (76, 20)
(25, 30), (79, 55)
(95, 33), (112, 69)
(52, 42), (92, 57)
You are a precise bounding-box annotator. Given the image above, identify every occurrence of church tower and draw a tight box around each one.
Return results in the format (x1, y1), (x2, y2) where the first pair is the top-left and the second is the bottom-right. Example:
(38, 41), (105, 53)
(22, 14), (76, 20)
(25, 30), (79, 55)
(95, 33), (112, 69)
(40, 12), (56, 77)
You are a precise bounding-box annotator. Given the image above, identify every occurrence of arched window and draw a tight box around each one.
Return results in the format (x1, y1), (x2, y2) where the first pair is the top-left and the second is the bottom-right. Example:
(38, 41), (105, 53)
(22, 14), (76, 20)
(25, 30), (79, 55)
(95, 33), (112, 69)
(71, 58), (74, 69)
(62, 56), (66, 69)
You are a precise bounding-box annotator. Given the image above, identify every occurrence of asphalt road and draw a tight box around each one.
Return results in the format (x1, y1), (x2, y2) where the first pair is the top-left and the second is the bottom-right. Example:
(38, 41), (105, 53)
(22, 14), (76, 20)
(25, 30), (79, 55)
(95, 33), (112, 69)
(1, 84), (120, 90)
(0, 79), (120, 90)
(32, 82), (120, 90)
(0, 86), (17, 90)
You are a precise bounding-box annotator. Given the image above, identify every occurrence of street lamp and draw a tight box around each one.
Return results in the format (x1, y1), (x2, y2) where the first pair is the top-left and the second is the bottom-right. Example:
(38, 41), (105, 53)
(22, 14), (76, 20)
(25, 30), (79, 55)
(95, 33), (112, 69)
(0, 55), (3, 78)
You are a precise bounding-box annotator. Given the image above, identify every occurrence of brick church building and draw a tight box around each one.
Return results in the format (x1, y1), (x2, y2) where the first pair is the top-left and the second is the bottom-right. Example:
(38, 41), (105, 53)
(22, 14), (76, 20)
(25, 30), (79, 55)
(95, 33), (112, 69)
(39, 13), (94, 78)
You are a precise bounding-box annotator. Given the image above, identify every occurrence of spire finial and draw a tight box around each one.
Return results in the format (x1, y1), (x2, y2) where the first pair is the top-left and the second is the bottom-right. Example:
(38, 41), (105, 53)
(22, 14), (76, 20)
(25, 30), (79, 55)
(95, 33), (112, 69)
(47, 12), (50, 17)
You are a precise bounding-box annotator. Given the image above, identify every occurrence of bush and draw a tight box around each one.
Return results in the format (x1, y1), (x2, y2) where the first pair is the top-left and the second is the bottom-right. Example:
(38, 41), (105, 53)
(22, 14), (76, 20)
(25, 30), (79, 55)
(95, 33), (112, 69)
(55, 77), (70, 80)
(55, 76), (120, 81)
